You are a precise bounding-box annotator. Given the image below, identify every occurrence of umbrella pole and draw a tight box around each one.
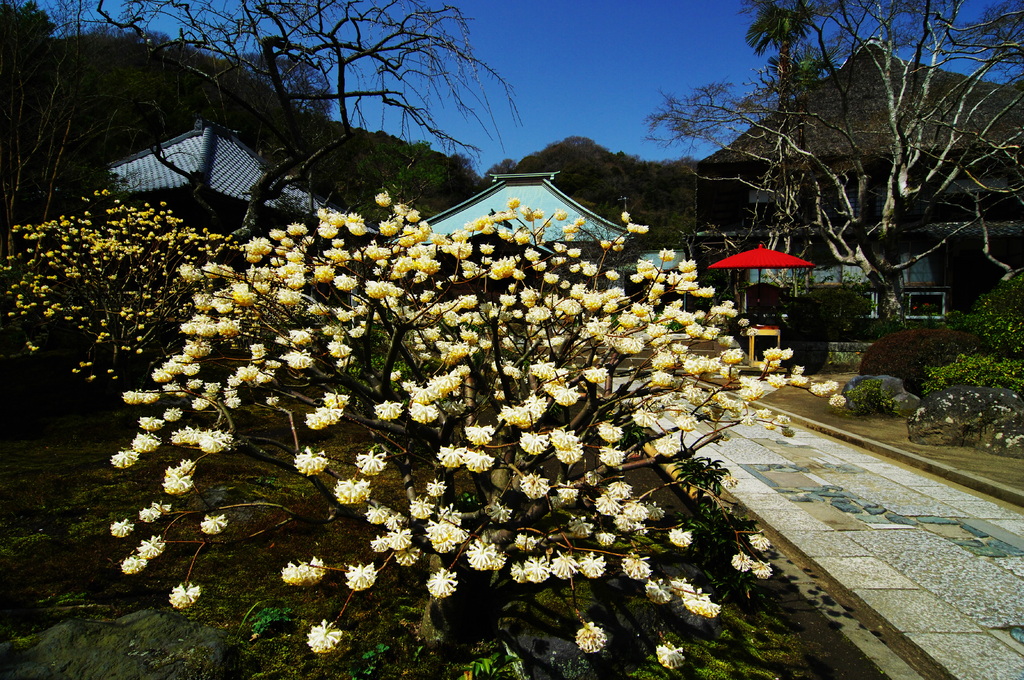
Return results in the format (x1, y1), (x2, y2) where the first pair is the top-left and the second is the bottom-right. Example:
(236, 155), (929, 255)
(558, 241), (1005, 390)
(756, 268), (761, 309)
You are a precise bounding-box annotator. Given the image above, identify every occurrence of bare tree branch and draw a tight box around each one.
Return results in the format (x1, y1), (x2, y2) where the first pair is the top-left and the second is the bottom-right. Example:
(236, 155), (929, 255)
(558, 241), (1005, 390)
(650, 0), (1024, 320)
(96, 0), (517, 234)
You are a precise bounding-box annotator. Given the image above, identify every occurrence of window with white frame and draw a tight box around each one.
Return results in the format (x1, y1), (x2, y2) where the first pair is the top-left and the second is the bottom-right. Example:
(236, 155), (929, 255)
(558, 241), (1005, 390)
(904, 290), (946, 318)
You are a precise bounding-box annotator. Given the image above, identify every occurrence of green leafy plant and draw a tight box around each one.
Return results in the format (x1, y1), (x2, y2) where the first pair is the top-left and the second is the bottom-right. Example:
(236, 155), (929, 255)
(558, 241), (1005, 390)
(459, 651), (519, 679)
(843, 379), (899, 416)
(350, 643), (390, 679)
(250, 607), (293, 638)
(454, 491), (482, 512)
(922, 354), (1024, 395)
(946, 275), (1024, 358)
(665, 456), (766, 602)
(858, 328), (984, 393)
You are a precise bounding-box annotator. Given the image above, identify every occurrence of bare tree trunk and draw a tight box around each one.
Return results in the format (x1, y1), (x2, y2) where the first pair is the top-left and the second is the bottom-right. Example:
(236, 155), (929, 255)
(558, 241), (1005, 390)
(868, 267), (905, 324)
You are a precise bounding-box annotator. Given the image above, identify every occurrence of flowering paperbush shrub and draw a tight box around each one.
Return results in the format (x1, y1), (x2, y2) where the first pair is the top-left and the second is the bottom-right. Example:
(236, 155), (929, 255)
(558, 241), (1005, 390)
(108, 195), (837, 667)
(4, 192), (225, 380)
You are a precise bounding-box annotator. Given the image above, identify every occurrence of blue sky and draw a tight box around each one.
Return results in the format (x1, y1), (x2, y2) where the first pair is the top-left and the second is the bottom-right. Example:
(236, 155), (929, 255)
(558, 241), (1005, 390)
(421, 0), (766, 173)
(90, 0), (765, 172)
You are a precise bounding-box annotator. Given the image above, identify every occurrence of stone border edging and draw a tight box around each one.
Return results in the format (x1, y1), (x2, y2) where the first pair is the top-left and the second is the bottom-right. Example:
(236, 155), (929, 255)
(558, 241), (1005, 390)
(655, 459), (935, 680)
(761, 404), (1024, 510)
(727, 500), (951, 680)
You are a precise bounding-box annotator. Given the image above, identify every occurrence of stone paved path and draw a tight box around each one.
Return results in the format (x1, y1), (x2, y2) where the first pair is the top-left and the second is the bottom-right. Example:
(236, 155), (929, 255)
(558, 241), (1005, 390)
(704, 422), (1024, 680)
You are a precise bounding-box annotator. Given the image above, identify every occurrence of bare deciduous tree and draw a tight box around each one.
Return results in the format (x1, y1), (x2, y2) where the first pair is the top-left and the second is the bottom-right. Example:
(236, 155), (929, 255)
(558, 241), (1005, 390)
(650, 0), (1024, 321)
(0, 0), (97, 258)
(98, 0), (515, 234)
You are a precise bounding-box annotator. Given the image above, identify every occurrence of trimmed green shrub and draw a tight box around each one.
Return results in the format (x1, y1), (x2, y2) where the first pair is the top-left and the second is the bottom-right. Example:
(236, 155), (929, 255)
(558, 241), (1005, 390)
(844, 378), (900, 416)
(922, 354), (1024, 395)
(783, 287), (873, 341)
(858, 328), (984, 393)
(812, 287), (873, 340)
(946, 275), (1024, 358)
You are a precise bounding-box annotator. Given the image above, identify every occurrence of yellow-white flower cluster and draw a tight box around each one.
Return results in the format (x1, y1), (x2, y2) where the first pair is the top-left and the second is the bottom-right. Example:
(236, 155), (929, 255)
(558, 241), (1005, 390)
(7, 194), (224, 382)
(109, 195), (843, 661)
(575, 621), (608, 653)
(169, 582), (201, 609)
(281, 557), (327, 586)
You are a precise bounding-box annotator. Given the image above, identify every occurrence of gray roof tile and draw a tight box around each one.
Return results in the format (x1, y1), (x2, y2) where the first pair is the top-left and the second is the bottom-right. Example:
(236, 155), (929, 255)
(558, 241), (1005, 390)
(110, 119), (326, 211)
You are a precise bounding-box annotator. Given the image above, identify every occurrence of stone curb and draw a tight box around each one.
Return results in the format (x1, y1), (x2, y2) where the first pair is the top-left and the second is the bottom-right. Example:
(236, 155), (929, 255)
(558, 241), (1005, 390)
(656, 459), (934, 680)
(760, 403), (1024, 510)
(729, 497), (952, 680)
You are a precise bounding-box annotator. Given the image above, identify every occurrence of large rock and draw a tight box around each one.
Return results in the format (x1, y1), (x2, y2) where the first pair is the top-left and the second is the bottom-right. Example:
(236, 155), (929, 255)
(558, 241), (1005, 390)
(0, 610), (235, 680)
(908, 385), (1024, 458)
(842, 375), (921, 417)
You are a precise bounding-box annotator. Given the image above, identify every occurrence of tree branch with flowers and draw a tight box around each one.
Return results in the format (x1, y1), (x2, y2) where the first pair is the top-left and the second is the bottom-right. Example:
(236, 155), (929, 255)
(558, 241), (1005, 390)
(107, 193), (838, 669)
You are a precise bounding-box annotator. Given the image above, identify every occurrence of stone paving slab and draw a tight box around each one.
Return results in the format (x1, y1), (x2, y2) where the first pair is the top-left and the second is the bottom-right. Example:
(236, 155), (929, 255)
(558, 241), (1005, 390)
(814, 556), (919, 589)
(730, 477), (780, 495)
(907, 485), (981, 503)
(710, 424), (1024, 680)
(962, 519), (1024, 552)
(994, 556), (1024, 579)
(764, 511), (836, 533)
(850, 530), (1024, 629)
(829, 476), (963, 517)
(906, 633), (1024, 680)
(945, 499), (1024, 520)
(993, 519), (1024, 536)
(740, 490), (806, 512)
(860, 466), (947, 487)
(798, 502), (870, 531)
(854, 589), (982, 633)
(785, 530), (874, 558)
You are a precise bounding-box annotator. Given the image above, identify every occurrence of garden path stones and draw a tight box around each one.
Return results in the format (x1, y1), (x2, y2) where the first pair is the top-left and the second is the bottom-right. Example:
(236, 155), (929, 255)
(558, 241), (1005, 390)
(0, 609), (235, 680)
(703, 420), (1024, 680)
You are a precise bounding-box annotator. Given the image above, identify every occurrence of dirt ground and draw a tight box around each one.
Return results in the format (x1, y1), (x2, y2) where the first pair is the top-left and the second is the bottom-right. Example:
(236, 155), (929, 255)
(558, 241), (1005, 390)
(760, 374), (1024, 499)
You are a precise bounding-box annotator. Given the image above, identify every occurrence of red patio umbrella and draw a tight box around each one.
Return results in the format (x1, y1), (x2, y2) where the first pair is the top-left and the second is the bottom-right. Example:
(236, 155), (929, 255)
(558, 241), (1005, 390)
(708, 244), (815, 311)
(707, 244), (815, 270)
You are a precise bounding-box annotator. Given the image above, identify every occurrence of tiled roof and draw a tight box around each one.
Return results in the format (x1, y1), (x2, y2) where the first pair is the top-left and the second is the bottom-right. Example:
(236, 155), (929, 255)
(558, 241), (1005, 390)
(701, 44), (1024, 167)
(110, 119), (325, 212)
(912, 220), (1024, 240)
(429, 172), (624, 242)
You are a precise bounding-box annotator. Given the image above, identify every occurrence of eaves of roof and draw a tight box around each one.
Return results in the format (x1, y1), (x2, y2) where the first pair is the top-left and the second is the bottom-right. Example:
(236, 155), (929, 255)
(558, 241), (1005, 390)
(911, 220), (1024, 240)
(700, 45), (1024, 167)
(429, 173), (624, 242)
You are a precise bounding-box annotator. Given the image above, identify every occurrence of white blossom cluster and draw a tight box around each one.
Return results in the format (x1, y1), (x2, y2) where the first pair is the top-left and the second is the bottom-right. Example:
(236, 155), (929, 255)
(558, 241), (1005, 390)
(111, 195), (839, 664)
(731, 531), (775, 580)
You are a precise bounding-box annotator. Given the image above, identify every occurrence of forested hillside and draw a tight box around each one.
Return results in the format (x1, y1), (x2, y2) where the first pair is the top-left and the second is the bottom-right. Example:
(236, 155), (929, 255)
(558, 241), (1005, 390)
(1, 2), (695, 253)
(490, 137), (698, 248)
(0, 2), (484, 249)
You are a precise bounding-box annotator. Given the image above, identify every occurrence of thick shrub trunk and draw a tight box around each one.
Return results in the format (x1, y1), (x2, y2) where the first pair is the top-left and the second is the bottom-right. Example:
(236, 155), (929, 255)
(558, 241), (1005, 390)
(418, 558), (497, 647)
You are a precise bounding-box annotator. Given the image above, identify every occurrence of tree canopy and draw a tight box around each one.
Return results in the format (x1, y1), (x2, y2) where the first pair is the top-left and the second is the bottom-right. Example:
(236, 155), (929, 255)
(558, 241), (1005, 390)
(0, 0), (508, 253)
(97, 0), (514, 234)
